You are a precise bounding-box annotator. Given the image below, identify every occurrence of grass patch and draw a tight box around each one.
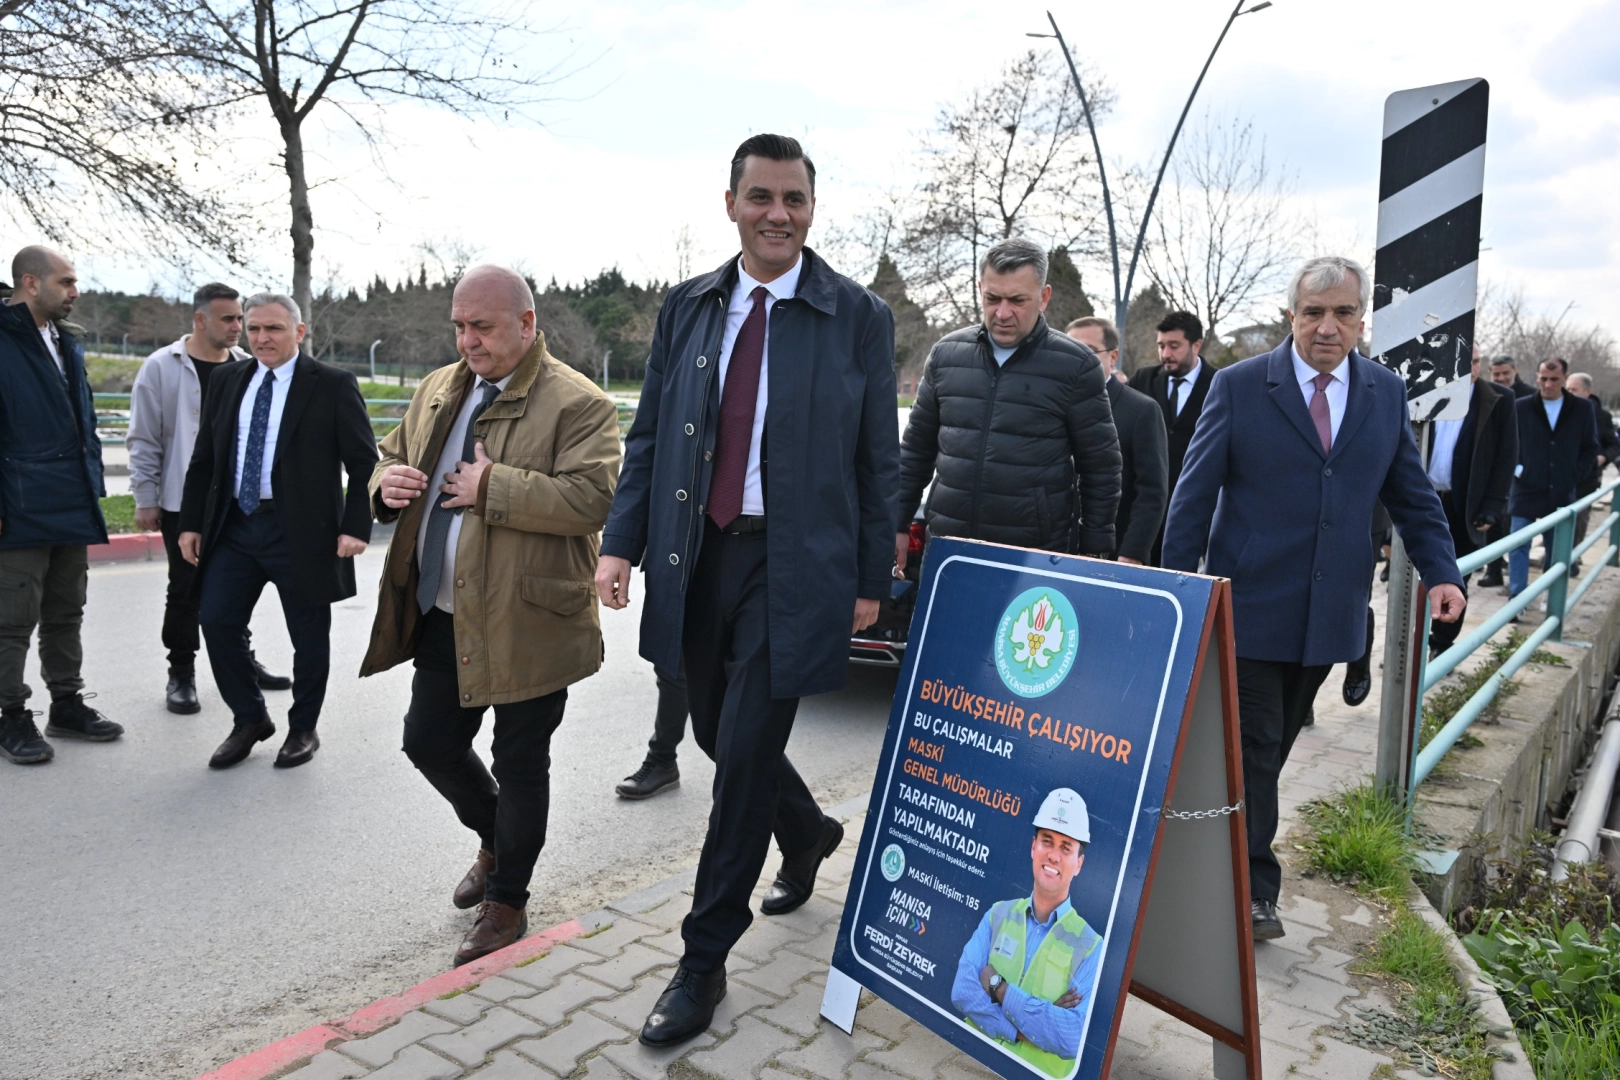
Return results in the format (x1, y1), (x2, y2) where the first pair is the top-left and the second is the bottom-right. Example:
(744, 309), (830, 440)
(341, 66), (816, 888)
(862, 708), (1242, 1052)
(100, 494), (136, 533)
(84, 356), (143, 392)
(1300, 783), (1416, 899)
(514, 950), (548, 968)
(437, 987), (468, 1000)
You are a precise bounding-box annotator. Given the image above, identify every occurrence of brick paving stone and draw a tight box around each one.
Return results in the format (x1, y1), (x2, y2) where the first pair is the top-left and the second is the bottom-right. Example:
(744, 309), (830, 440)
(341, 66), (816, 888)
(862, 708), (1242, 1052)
(504, 943), (600, 992)
(365, 1045), (466, 1080)
(685, 1014), (804, 1080)
(1283, 969), (1357, 1019)
(853, 998), (912, 1042)
(468, 1049), (553, 1079)
(1292, 1036), (1396, 1079)
(708, 978), (779, 1036)
(754, 976), (828, 1038)
(1296, 945), (1356, 984)
(506, 972), (619, 1028)
(600, 1030), (720, 1080)
(424, 1006), (544, 1067)
(733, 947), (827, 997)
(579, 1053), (630, 1080)
(933, 1052), (1002, 1080)
(584, 970), (673, 1031)
(625, 894), (691, 930)
(577, 942), (679, 992)
(1109, 1024), (1216, 1080)
(729, 918), (815, 964)
(337, 1011), (462, 1068)
(783, 920), (839, 964)
(863, 1027), (959, 1080)
(571, 917), (660, 958)
(636, 927), (684, 956)
(424, 991), (498, 1025)
(1255, 998), (1335, 1054)
(511, 1013), (633, 1075)
(469, 975), (540, 1004)
(775, 1025), (887, 1080)
(284, 1050), (371, 1080)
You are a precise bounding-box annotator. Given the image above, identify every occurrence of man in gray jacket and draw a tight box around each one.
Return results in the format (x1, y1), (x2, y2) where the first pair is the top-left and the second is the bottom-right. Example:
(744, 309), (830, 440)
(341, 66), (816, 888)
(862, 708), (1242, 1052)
(128, 283), (288, 714)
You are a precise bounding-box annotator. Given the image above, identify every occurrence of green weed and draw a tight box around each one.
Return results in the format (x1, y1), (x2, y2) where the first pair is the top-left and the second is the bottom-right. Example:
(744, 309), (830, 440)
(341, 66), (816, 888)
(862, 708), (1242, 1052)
(100, 494), (136, 534)
(1300, 783), (1415, 899)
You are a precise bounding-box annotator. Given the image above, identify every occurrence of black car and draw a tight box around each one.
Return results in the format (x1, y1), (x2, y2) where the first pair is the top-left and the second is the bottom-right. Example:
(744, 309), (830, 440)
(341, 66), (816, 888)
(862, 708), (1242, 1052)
(850, 517), (927, 668)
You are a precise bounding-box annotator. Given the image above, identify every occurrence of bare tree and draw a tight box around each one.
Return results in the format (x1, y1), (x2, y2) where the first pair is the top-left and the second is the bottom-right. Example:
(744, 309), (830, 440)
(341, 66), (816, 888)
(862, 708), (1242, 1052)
(0, 0), (246, 265)
(887, 50), (1113, 326)
(1126, 116), (1298, 343)
(1479, 284), (1620, 400)
(175, 0), (581, 326)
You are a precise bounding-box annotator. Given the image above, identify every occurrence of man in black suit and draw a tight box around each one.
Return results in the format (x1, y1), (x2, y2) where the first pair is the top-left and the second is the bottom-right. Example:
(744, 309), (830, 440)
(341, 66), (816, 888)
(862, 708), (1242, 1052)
(1480, 354), (1536, 587)
(1129, 310), (1214, 564)
(179, 293), (377, 770)
(1565, 371), (1620, 574)
(1423, 350), (1518, 653)
(1067, 316), (1166, 565)
(1507, 357), (1600, 599)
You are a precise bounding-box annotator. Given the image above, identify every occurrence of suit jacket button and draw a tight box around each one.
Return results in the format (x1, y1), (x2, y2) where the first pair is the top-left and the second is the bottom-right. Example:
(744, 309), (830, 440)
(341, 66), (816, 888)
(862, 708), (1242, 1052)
(704, 451), (713, 461)
(669, 553), (680, 565)
(1321, 521), (1329, 529)
(697, 356), (708, 368)
(1324, 468), (1333, 477)
(1314, 571), (1324, 580)
(676, 490), (688, 501)
(685, 423), (695, 435)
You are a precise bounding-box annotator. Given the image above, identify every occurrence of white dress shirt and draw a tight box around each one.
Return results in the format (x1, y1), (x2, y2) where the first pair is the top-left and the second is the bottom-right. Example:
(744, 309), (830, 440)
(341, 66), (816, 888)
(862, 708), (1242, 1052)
(1544, 395), (1563, 430)
(233, 359), (295, 500)
(719, 255), (802, 516)
(990, 341), (1017, 366)
(1428, 418), (1464, 491)
(1167, 358), (1203, 417)
(1291, 344), (1348, 443)
(416, 371), (514, 614)
(38, 323), (64, 377)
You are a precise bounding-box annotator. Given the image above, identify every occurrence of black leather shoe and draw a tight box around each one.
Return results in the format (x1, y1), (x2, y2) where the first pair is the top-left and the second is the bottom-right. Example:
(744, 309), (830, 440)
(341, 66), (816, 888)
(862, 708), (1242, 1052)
(640, 964), (726, 1047)
(616, 759), (680, 800)
(45, 694), (124, 741)
(209, 717), (275, 769)
(761, 816), (844, 916)
(1252, 899), (1285, 941)
(275, 728), (320, 768)
(0, 708), (53, 765)
(252, 652), (291, 691)
(1479, 568), (1504, 589)
(166, 675), (201, 715)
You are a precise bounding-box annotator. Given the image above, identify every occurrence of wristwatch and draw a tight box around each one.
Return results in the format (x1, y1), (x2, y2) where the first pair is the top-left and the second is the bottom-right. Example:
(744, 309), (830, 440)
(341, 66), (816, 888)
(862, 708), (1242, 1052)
(988, 974), (1005, 993)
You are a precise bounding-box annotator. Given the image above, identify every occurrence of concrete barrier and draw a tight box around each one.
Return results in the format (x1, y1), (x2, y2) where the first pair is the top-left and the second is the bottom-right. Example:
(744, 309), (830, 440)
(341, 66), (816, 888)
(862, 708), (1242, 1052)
(1414, 565), (1620, 915)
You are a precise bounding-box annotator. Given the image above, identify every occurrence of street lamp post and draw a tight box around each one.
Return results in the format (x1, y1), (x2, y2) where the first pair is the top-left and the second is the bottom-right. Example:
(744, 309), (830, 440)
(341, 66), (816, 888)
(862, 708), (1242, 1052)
(1031, 0), (1272, 347)
(369, 338), (382, 382)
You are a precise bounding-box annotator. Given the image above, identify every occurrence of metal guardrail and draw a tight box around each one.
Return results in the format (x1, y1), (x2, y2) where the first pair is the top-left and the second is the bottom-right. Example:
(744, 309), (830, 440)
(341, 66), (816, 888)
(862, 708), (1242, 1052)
(1410, 477), (1620, 790)
(91, 393), (635, 446)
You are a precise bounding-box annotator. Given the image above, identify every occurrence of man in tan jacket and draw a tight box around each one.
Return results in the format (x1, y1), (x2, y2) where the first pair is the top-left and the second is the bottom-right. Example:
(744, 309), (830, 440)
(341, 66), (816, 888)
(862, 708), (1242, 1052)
(362, 265), (621, 966)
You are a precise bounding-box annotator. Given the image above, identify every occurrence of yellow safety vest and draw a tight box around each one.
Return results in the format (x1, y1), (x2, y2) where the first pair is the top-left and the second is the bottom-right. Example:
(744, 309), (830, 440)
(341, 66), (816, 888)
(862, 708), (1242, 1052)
(971, 898), (1100, 1077)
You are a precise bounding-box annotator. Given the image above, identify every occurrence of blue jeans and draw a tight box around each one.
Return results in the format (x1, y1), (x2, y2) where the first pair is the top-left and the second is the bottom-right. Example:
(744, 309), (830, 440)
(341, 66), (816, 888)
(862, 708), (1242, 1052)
(1507, 515), (1554, 597)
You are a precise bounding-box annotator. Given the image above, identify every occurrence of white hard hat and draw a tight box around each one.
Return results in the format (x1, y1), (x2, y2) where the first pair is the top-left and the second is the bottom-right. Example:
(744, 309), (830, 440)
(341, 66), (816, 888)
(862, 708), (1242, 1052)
(1032, 788), (1090, 844)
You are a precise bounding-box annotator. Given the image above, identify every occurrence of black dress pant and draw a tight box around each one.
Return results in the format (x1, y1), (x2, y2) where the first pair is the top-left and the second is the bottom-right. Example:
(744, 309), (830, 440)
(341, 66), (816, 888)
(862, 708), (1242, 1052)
(162, 509), (252, 677)
(402, 608), (566, 908)
(1237, 657), (1332, 904)
(680, 520), (825, 972)
(1429, 490), (1475, 653)
(644, 668), (690, 766)
(198, 506), (330, 731)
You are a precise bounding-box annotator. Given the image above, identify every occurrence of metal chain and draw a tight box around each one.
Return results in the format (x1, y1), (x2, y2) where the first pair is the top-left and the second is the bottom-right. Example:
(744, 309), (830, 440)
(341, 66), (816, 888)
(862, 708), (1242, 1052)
(1162, 799), (1244, 821)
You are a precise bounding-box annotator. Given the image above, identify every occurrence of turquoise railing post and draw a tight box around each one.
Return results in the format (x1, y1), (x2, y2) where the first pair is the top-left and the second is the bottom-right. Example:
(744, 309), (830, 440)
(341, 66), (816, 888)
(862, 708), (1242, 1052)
(1610, 498), (1620, 567)
(1548, 514), (1576, 637)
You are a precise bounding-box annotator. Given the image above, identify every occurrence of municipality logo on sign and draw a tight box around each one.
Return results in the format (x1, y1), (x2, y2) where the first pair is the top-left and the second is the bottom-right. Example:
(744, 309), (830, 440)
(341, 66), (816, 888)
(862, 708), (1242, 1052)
(994, 586), (1079, 698)
(880, 844), (906, 882)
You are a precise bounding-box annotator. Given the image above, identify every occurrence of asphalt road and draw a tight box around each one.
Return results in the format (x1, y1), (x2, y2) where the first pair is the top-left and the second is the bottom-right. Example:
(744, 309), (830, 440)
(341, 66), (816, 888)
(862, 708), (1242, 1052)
(0, 545), (897, 1079)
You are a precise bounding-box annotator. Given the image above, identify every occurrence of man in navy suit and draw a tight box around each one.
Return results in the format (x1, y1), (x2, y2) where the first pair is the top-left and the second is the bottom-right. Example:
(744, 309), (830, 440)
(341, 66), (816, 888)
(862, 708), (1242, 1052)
(1163, 256), (1464, 942)
(1507, 357), (1600, 598)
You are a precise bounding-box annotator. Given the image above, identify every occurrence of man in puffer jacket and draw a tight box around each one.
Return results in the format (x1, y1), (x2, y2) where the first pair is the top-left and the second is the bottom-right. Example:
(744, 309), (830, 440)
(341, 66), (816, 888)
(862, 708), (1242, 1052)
(895, 238), (1121, 567)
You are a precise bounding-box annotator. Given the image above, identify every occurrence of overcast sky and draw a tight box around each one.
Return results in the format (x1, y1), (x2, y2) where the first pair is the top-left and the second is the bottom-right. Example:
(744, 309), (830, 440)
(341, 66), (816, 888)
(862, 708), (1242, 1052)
(72, 0), (1620, 335)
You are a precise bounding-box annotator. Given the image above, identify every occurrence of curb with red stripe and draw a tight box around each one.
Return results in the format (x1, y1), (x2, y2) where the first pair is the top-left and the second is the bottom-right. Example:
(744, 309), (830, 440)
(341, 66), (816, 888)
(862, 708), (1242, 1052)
(193, 914), (602, 1080)
(88, 531), (162, 563)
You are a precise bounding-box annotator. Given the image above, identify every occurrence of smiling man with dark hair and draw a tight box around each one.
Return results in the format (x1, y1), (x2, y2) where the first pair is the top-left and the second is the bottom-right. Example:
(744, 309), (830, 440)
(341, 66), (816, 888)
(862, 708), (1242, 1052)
(597, 134), (899, 1046)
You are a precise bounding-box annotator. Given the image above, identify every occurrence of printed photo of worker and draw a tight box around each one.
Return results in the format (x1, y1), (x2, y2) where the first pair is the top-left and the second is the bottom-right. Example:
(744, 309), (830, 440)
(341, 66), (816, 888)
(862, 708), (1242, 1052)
(950, 788), (1103, 1078)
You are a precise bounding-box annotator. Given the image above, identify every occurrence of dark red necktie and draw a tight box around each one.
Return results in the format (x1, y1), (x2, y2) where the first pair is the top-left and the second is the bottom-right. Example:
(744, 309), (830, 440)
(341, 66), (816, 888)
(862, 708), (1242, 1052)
(708, 286), (768, 528)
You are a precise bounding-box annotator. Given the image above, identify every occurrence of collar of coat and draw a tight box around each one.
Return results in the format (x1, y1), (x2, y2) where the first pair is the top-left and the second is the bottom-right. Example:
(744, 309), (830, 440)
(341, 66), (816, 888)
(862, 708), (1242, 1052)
(429, 331), (551, 420)
(684, 246), (838, 315)
(1263, 334), (1380, 461)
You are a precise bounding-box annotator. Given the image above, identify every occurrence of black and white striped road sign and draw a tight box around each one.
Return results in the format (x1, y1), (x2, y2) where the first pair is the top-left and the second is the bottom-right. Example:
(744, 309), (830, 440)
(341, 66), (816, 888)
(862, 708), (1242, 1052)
(1370, 78), (1489, 422)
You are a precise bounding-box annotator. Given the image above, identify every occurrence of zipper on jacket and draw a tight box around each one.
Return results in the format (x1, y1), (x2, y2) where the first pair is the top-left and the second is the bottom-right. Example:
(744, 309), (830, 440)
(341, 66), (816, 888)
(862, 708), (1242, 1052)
(969, 340), (1000, 537)
(680, 294), (724, 592)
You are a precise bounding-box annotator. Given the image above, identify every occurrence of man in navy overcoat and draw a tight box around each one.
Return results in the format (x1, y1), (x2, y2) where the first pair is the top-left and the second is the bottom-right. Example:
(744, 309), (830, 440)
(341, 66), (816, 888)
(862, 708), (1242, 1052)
(1163, 256), (1464, 941)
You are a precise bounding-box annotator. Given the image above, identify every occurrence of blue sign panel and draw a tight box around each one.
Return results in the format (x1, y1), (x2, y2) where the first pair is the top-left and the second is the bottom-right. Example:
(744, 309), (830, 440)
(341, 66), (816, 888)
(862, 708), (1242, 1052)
(830, 538), (1217, 1080)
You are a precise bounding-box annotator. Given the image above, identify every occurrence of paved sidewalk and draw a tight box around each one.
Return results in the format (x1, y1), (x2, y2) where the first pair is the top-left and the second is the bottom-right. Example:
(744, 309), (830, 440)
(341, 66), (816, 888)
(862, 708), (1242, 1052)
(226, 573), (1553, 1080)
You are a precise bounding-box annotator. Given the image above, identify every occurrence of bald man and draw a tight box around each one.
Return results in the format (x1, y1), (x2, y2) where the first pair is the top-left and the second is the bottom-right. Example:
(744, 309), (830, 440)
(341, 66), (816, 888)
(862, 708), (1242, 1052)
(1, 246), (124, 765)
(362, 266), (622, 967)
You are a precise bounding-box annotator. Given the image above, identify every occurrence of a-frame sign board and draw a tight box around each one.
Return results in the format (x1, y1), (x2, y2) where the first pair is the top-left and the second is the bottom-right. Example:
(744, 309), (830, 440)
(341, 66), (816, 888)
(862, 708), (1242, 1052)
(821, 537), (1259, 1080)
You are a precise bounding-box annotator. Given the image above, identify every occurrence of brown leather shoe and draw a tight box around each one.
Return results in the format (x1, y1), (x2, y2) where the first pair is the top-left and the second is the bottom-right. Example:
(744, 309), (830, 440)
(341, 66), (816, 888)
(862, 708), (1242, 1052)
(274, 728), (320, 768)
(453, 900), (527, 967)
(454, 849), (497, 910)
(209, 717), (276, 769)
